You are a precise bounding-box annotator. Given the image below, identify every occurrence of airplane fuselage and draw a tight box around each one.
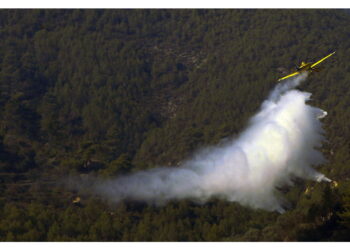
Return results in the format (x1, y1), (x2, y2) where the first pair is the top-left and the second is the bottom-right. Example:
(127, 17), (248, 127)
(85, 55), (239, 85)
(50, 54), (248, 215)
(296, 62), (313, 72)
(278, 52), (335, 81)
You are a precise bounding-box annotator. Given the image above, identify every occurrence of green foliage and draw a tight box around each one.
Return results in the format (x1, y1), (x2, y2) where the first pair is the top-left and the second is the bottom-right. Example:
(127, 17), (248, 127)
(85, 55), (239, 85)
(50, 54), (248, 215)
(1, 9), (350, 241)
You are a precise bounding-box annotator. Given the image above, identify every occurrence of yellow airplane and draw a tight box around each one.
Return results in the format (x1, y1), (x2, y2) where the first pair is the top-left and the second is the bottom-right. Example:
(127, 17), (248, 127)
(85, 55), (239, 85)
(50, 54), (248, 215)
(278, 51), (335, 81)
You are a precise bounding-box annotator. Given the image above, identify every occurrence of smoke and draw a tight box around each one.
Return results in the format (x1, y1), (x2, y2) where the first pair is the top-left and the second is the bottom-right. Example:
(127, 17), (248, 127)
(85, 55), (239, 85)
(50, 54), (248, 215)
(85, 73), (330, 213)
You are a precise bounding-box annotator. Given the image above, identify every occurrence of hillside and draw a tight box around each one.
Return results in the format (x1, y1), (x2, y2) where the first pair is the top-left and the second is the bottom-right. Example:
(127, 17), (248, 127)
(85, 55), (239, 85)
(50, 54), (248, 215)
(1, 9), (350, 241)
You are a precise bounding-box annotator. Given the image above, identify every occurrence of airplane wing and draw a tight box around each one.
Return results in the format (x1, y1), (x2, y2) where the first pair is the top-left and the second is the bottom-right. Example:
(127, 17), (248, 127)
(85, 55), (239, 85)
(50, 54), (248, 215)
(311, 51), (336, 68)
(278, 71), (300, 81)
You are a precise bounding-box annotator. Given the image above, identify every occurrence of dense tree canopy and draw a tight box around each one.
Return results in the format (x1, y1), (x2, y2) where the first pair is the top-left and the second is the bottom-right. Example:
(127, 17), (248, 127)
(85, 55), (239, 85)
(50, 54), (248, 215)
(1, 9), (350, 241)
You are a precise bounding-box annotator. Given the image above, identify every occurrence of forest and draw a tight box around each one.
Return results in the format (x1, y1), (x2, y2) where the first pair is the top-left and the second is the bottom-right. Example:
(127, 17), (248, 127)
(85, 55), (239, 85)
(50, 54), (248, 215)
(1, 9), (350, 241)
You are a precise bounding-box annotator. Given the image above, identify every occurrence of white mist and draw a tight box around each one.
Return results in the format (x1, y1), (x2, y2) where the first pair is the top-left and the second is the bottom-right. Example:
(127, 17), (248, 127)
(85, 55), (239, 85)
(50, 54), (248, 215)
(93, 74), (330, 213)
